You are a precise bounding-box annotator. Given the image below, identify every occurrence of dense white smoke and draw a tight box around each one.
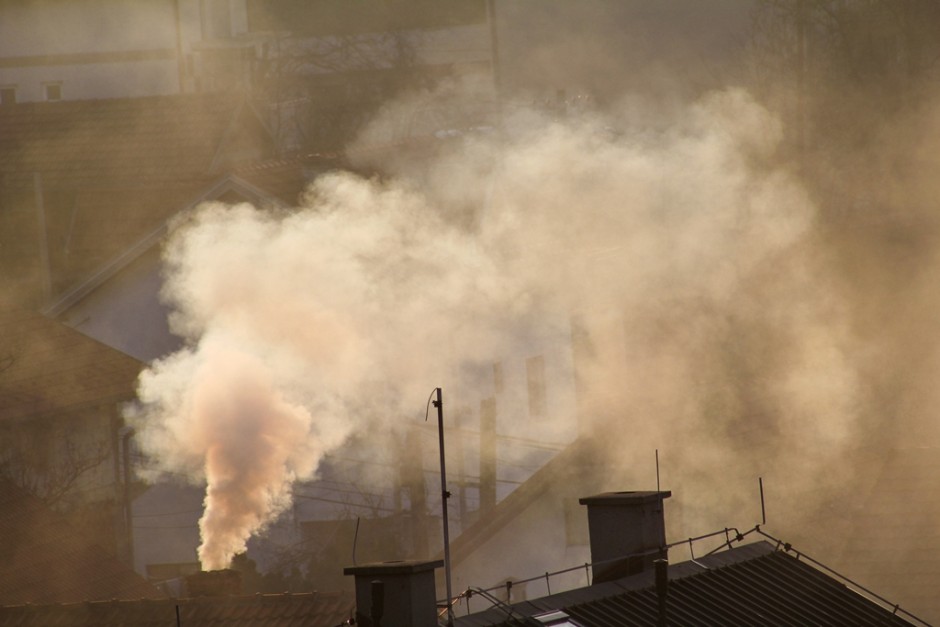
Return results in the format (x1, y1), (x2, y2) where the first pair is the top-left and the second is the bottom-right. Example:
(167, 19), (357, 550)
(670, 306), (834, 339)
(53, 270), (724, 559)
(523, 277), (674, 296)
(128, 86), (858, 569)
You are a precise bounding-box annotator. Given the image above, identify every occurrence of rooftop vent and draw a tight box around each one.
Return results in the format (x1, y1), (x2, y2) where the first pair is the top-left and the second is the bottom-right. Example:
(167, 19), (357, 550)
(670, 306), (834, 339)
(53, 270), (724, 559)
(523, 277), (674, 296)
(579, 491), (671, 584)
(344, 559), (443, 627)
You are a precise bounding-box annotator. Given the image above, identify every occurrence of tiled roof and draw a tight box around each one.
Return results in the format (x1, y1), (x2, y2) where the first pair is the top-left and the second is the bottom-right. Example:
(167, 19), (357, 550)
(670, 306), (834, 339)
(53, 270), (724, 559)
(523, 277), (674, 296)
(0, 92), (275, 301)
(0, 591), (355, 627)
(232, 154), (347, 206)
(0, 480), (164, 606)
(454, 541), (920, 626)
(0, 309), (141, 421)
(0, 93), (262, 189)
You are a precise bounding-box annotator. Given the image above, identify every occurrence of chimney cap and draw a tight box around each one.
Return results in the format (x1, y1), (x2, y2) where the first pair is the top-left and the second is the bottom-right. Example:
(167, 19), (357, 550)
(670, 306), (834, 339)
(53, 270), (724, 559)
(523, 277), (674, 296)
(579, 491), (672, 506)
(343, 559), (443, 577)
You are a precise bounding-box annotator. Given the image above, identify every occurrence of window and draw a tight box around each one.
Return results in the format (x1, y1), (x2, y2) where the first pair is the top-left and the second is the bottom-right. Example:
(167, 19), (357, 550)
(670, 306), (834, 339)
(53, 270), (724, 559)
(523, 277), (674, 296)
(0, 87), (15, 105)
(43, 82), (62, 101)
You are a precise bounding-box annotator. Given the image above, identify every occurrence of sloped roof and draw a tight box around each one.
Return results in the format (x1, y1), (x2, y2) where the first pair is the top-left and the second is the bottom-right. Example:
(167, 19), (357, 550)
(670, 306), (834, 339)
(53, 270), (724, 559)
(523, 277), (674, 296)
(0, 591), (355, 627)
(833, 446), (940, 625)
(0, 92), (264, 189)
(232, 153), (347, 206)
(41, 174), (288, 318)
(0, 479), (164, 606)
(0, 309), (141, 421)
(454, 541), (920, 626)
(0, 92), (275, 302)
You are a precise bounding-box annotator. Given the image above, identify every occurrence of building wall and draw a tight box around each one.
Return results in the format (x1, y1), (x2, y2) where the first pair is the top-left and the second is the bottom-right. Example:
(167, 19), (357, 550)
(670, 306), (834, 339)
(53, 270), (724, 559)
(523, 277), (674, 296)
(0, 0), (182, 102)
(449, 489), (591, 604)
(0, 0), (254, 103)
(0, 0), (490, 105)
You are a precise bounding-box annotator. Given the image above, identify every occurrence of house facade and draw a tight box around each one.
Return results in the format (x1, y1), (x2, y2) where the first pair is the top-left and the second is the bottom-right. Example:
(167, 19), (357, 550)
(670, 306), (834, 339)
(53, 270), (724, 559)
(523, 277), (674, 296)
(0, 309), (144, 560)
(0, 0), (255, 104)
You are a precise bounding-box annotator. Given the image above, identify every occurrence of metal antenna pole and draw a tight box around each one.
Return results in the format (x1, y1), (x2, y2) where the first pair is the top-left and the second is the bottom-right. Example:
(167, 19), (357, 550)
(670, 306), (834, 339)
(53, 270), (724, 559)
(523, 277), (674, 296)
(655, 449), (660, 492)
(759, 477), (767, 525)
(434, 387), (455, 626)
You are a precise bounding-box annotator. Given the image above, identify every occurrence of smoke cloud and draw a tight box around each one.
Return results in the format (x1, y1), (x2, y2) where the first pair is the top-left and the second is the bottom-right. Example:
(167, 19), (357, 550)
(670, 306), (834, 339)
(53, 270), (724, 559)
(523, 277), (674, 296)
(127, 82), (859, 569)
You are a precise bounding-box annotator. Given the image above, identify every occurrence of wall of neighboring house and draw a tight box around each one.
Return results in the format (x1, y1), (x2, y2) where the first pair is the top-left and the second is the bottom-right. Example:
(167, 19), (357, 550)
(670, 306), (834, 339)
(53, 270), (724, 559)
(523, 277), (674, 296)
(0, 0), (252, 104)
(0, 403), (127, 553)
(450, 488), (591, 604)
(0, 0), (181, 103)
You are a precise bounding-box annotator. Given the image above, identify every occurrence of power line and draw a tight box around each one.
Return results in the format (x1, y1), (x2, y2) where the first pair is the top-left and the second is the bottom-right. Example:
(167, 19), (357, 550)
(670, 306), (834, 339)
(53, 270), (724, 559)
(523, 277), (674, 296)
(293, 493), (398, 513)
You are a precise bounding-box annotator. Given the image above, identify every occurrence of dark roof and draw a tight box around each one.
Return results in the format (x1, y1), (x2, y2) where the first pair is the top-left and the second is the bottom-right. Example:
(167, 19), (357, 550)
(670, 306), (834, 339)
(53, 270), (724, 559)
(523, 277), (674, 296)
(0, 92), (275, 301)
(232, 154), (348, 206)
(40, 174), (288, 318)
(0, 309), (141, 421)
(454, 542), (919, 626)
(0, 480), (164, 606)
(0, 93), (265, 189)
(0, 591), (355, 627)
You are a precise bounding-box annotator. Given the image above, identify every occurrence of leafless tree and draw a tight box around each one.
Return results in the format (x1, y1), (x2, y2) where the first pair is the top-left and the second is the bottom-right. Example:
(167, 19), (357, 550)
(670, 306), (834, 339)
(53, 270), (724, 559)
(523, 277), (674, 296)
(0, 418), (112, 507)
(251, 27), (429, 154)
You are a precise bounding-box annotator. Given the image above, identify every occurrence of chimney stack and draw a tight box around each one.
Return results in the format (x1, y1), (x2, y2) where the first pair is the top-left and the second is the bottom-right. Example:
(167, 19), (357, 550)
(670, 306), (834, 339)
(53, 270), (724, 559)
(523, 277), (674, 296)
(344, 559), (443, 627)
(579, 491), (671, 584)
(185, 569), (242, 597)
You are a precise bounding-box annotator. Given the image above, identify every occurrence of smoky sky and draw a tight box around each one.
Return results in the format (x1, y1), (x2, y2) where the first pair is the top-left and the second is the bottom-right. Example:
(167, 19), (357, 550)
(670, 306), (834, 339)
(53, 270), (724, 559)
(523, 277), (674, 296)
(494, 0), (755, 99)
(125, 77), (867, 569)
(100, 0), (940, 601)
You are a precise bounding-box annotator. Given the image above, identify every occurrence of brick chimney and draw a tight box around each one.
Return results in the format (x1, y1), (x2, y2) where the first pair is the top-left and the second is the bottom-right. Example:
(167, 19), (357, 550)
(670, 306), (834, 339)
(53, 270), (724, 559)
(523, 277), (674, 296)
(579, 491), (671, 584)
(185, 569), (242, 597)
(344, 560), (443, 627)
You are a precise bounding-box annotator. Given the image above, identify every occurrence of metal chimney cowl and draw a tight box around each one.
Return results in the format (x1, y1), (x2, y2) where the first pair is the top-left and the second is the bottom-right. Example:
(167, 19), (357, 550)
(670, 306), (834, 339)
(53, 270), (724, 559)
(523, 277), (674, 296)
(344, 559), (443, 627)
(579, 491), (672, 584)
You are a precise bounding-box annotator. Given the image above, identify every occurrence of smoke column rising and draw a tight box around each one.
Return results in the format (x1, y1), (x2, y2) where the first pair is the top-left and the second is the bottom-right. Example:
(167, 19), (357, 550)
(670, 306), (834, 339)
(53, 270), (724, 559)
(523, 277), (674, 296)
(128, 86), (859, 569)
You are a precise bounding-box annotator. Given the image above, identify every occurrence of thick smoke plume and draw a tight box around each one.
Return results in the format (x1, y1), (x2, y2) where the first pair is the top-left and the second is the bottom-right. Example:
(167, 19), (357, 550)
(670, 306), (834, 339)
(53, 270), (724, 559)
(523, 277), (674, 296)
(128, 85), (857, 569)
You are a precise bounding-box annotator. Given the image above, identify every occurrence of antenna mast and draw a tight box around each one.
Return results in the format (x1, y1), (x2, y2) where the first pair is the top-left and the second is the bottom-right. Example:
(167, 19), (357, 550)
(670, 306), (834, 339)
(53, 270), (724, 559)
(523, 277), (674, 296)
(434, 387), (455, 626)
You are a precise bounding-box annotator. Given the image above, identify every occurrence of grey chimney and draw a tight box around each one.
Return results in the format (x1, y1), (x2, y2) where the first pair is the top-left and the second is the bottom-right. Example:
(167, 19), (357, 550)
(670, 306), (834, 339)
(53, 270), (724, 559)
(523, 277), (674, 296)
(344, 559), (443, 627)
(579, 491), (671, 584)
(185, 569), (242, 597)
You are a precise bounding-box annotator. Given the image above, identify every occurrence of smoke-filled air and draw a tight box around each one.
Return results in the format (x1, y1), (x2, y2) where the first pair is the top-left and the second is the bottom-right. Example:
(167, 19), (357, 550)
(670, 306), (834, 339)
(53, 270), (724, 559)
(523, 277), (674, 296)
(125, 81), (866, 570)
